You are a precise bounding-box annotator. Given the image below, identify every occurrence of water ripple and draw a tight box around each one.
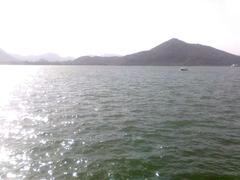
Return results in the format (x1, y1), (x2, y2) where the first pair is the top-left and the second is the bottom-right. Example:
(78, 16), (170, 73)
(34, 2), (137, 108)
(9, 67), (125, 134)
(0, 66), (240, 179)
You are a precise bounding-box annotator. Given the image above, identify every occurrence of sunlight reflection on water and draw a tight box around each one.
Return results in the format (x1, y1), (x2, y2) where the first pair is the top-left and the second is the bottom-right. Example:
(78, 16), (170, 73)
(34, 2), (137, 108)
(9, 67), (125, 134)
(0, 66), (240, 179)
(0, 66), (40, 179)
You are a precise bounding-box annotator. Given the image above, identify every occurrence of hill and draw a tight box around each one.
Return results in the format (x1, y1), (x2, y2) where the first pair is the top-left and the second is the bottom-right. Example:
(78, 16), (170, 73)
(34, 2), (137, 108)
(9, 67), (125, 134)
(73, 38), (240, 66)
(0, 49), (19, 64)
(1, 39), (240, 65)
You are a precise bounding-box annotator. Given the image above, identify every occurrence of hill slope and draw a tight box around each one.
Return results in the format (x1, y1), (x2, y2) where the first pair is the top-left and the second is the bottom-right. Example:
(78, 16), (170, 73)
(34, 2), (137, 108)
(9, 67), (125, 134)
(12, 53), (74, 62)
(73, 38), (240, 66)
(0, 49), (18, 64)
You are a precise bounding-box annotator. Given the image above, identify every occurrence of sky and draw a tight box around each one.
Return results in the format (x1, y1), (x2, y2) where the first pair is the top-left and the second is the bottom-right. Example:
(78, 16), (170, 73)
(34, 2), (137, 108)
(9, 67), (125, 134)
(0, 0), (239, 57)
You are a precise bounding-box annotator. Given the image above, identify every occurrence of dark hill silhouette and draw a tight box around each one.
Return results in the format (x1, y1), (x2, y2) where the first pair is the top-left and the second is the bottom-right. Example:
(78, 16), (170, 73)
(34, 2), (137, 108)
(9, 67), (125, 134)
(1, 39), (240, 65)
(73, 38), (240, 66)
(71, 56), (120, 65)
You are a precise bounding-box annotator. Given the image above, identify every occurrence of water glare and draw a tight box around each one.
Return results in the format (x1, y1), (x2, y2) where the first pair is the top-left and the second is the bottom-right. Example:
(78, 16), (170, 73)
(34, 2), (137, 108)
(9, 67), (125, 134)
(0, 66), (240, 179)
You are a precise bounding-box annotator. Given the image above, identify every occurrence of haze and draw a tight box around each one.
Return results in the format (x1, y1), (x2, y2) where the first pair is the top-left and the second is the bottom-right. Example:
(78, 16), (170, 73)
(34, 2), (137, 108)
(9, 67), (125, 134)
(0, 0), (239, 57)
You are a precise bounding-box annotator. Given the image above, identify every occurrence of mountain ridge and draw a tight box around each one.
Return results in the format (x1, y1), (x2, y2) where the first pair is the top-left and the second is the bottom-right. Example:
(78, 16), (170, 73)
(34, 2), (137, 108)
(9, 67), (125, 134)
(72, 38), (240, 66)
(1, 38), (240, 65)
(11, 53), (74, 62)
(0, 48), (19, 64)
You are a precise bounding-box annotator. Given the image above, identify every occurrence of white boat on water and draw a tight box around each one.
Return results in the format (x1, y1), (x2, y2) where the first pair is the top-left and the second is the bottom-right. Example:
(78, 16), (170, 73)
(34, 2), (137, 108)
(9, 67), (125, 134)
(179, 67), (188, 71)
(231, 64), (239, 67)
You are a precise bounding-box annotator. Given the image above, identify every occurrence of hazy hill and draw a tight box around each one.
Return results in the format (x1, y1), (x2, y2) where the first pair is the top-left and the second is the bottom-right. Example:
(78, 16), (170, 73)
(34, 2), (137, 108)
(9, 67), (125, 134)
(12, 53), (74, 62)
(1, 39), (240, 65)
(73, 38), (240, 66)
(0, 48), (18, 64)
(0, 49), (74, 64)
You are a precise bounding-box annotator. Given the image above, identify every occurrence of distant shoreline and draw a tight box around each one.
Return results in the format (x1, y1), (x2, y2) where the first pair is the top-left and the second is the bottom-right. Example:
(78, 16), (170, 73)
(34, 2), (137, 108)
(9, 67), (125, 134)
(1, 39), (240, 66)
(0, 61), (239, 66)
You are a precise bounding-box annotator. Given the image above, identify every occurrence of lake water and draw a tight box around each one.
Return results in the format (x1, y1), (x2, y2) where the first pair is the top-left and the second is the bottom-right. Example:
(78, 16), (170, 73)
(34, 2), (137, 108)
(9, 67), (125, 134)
(0, 66), (240, 179)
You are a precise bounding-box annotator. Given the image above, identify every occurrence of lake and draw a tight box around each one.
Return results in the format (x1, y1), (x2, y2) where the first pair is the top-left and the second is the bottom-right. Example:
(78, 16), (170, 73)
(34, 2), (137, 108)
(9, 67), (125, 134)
(0, 65), (240, 179)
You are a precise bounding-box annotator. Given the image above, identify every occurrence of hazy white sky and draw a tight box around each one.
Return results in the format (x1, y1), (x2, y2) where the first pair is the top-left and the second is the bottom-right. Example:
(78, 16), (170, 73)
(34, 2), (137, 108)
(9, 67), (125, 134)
(0, 0), (239, 57)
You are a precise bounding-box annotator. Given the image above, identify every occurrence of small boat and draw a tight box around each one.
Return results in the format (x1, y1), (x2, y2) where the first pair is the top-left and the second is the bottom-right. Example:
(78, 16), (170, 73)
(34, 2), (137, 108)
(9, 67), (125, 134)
(179, 67), (188, 71)
(231, 64), (239, 67)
